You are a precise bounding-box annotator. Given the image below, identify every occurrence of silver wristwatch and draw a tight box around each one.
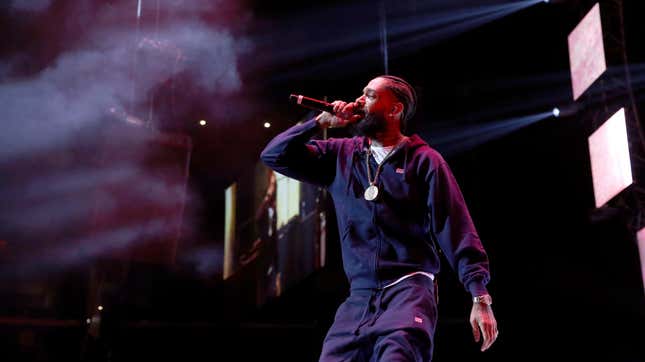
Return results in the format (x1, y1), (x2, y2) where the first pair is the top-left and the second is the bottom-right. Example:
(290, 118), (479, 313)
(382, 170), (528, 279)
(473, 294), (493, 306)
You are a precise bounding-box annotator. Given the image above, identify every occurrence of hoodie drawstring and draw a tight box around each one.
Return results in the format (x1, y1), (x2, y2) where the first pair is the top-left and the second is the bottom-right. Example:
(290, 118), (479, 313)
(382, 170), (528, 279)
(353, 289), (387, 336)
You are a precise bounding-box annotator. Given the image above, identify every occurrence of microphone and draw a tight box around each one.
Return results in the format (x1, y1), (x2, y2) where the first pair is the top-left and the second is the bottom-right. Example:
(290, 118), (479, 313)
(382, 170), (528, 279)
(289, 94), (364, 116)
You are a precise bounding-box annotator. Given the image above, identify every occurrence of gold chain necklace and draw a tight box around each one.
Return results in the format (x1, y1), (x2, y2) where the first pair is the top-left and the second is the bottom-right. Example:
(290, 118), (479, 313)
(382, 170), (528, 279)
(364, 137), (407, 201)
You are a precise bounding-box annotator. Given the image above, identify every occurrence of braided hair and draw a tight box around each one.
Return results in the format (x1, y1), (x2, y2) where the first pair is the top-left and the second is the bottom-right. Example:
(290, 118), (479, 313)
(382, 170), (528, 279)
(378, 75), (417, 131)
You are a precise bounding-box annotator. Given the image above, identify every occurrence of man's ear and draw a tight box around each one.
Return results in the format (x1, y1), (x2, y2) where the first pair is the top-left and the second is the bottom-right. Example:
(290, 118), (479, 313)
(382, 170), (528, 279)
(391, 102), (404, 117)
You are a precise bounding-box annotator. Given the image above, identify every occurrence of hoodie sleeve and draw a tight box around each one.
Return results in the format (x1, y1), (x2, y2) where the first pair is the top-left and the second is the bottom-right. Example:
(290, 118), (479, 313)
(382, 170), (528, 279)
(427, 159), (490, 297)
(260, 118), (339, 186)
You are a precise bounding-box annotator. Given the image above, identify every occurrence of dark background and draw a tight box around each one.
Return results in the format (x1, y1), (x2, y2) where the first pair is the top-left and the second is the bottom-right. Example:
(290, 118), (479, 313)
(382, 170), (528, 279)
(0, 0), (643, 361)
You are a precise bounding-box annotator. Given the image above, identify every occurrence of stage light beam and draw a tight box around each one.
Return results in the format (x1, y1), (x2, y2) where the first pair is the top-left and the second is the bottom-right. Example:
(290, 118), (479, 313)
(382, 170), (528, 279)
(552, 107), (560, 117)
(264, 0), (546, 83)
(428, 110), (553, 156)
(638, 227), (645, 295)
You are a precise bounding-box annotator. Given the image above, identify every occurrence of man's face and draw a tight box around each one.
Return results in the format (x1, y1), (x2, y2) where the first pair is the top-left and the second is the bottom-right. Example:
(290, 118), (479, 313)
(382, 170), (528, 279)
(352, 77), (400, 137)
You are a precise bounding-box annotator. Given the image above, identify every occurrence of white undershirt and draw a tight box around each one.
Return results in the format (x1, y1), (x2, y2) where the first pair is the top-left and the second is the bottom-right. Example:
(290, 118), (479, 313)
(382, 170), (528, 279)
(370, 144), (394, 164)
(383, 271), (435, 289)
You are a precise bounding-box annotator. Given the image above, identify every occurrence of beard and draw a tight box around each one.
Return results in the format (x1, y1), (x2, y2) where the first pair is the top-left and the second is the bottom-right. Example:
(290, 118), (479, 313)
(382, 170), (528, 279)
(351, 111), (388, 137)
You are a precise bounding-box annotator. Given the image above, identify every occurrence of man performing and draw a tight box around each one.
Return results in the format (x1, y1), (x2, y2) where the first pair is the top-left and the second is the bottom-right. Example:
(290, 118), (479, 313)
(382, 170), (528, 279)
(260, 75), (498, 361)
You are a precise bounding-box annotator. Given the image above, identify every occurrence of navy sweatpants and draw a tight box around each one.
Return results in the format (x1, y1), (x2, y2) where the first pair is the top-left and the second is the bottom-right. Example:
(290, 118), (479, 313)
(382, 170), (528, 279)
(319, 275), (437, 362)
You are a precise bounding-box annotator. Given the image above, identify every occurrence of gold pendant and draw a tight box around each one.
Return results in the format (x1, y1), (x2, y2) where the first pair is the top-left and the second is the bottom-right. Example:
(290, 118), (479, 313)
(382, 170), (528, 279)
(364, 184), (379, 201)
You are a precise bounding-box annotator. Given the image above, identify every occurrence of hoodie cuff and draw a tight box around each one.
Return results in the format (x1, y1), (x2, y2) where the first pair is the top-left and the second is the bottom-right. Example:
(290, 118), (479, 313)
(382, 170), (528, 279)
(305, 117), (321, 129)
(466, 280), (489, 297)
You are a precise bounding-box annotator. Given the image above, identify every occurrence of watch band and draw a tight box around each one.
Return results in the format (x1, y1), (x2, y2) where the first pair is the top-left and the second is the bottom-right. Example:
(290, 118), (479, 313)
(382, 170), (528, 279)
(473, 294), (493, 305)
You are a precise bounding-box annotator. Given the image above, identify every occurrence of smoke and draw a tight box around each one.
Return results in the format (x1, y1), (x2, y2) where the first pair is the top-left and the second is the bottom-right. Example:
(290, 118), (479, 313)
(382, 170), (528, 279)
(179, 245), (224, 278)
(9, 0), (52, 12)
(1, 47), (131, 158)
(0, 14), (249, 159)
(1, 165), (186, 231)
(0, 218), (177, 279)
(0, 0), (251, 276)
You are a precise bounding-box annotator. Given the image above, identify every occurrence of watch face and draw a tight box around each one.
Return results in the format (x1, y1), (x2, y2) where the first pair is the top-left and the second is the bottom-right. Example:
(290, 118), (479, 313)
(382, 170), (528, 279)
(475, 295), (492, 305)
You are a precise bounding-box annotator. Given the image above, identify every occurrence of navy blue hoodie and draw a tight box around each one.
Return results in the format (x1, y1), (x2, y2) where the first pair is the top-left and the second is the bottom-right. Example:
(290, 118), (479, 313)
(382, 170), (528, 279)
(260, 118), (490, 297)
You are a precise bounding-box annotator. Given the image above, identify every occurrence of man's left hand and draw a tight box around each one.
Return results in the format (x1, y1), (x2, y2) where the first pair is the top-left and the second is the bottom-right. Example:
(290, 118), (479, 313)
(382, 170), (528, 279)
(470, 301), (498, 352)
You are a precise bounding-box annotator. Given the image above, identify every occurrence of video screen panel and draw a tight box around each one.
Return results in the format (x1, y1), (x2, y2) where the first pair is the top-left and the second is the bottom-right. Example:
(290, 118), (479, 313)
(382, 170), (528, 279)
(568, 3), (607, 100)
(223, 162), (326, 305)
(223, 183), (236, 280)
(638, 227), (645, 295)
(588, 108), (633, 207)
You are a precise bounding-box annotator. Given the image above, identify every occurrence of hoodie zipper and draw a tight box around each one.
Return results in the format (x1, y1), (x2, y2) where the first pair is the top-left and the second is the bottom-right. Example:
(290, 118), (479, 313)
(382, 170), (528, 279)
(368, 139), (408, 289)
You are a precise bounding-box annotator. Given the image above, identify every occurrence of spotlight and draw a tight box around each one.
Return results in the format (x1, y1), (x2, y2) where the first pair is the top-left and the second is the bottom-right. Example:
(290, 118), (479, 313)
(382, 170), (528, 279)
(97, 305), (103, 311)
(543, 0), (572, 5)
(264, 122), (271, 128)
(552, 103), (579, 118)
(199, 120), (207, 126)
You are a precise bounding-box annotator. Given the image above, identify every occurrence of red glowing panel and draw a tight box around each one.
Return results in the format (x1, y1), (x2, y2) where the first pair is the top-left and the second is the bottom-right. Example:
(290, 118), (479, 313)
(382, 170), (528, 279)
(568, 3), (607, 100)
(588, 108), (633, 207)
(638, 227), (645, 295)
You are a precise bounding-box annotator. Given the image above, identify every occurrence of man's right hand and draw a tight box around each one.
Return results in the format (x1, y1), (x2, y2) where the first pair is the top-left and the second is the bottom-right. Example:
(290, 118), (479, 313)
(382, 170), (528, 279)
(316, 101), (363, 128)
